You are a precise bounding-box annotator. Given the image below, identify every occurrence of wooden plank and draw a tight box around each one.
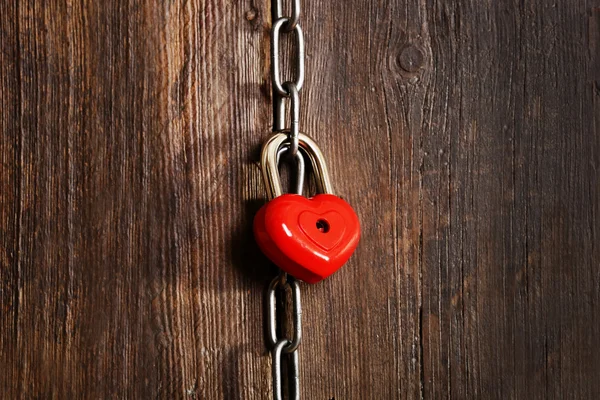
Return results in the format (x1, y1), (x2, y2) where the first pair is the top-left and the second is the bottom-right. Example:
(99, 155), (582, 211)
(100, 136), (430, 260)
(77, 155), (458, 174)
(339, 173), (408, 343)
(0, 0), (599, 398)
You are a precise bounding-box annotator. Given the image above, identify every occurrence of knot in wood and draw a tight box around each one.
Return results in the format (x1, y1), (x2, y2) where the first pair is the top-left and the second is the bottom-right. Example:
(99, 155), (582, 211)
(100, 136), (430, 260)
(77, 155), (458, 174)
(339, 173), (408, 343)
(398, 45), (425, 73)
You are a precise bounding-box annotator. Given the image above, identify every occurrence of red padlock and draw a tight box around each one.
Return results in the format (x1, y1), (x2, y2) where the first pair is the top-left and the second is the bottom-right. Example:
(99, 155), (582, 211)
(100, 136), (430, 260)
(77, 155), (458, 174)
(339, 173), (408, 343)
(253, 132), (360, 283)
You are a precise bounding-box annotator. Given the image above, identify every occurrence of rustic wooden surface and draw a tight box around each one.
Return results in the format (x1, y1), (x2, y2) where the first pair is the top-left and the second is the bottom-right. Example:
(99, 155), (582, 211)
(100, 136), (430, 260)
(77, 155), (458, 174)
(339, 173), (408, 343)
(1, 0), (599, 398)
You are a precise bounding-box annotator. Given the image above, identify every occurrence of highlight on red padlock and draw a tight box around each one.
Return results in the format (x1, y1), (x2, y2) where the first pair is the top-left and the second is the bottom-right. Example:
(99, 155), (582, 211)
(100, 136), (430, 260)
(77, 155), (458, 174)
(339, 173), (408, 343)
(253, 132), (360, 284)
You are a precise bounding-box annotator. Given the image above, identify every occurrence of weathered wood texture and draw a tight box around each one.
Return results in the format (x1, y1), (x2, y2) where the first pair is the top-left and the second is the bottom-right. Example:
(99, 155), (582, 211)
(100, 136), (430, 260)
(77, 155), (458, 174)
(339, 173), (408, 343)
(1, 0), (599, 398)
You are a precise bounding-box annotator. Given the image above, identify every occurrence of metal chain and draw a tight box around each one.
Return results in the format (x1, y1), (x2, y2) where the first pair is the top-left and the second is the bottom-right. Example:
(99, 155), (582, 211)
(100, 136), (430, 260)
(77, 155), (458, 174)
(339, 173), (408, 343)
(271, 0), (304, 157)
(268, 1), (305, 398)
(267, 273), (302, 400)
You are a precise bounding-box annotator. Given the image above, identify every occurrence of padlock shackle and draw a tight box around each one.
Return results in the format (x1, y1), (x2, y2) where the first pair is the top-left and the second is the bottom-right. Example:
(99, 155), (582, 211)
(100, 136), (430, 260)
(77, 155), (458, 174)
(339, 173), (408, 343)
(261, 132), (334, 199)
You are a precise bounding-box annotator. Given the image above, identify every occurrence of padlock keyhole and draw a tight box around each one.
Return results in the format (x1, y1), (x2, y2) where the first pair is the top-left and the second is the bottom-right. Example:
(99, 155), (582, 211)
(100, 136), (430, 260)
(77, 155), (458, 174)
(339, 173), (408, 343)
(316, 219), (330, 233)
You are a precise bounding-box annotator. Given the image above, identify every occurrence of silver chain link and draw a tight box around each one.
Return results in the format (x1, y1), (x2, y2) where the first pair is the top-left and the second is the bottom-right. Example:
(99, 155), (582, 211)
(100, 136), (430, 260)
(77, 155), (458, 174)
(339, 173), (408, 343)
(271, 0), (304, 157)
(268, 1), (305, 398)
(267, 274), (302, 400)
(267, 274), (302, 352)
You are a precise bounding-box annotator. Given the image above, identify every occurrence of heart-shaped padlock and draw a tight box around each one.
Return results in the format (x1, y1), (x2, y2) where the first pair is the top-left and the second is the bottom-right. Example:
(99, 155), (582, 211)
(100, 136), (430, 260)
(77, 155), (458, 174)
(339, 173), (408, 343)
(253, 132), (360, 283)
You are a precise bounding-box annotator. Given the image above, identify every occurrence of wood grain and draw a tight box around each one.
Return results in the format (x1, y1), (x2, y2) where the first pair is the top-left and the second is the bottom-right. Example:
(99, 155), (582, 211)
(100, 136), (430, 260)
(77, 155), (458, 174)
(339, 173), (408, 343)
(1, 0), (599, 398)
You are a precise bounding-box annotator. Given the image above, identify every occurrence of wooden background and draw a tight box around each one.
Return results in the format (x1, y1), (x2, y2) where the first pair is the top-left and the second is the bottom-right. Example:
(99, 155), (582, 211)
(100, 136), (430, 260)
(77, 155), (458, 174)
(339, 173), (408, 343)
(1, 0), (599, 398)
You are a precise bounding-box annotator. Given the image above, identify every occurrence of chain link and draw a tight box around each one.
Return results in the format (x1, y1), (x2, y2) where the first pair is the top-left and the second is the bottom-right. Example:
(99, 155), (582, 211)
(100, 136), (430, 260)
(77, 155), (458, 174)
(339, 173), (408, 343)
(267, 274), (302, 400)
(271, 0), (305, 157)
(272, 339), (300, 400)
(267, 275), (302, 352)
(273, 0), (300, 30)
(271, 20), (304, 97)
